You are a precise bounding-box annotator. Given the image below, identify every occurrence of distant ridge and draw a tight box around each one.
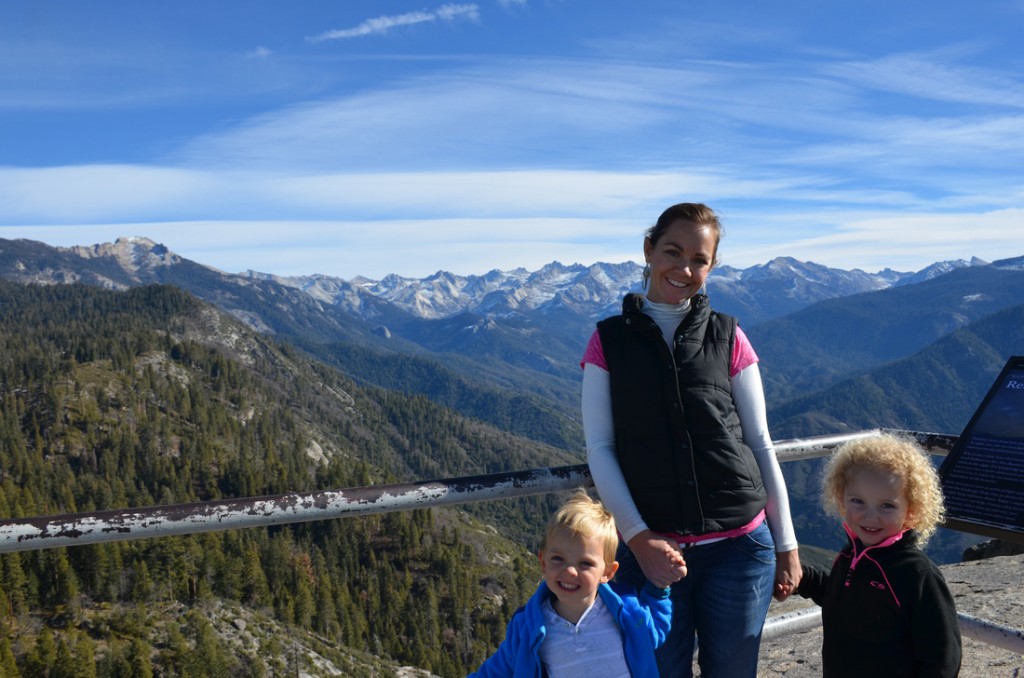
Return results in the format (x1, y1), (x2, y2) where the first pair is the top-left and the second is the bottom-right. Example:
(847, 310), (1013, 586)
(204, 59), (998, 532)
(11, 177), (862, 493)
(267, 255), (992, 327)
(2, 234), (1006, 328)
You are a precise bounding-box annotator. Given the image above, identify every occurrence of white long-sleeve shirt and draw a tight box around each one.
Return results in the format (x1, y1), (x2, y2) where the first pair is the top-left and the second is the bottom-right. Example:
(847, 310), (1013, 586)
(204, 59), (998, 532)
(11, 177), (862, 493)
(581, 299), (798, 552)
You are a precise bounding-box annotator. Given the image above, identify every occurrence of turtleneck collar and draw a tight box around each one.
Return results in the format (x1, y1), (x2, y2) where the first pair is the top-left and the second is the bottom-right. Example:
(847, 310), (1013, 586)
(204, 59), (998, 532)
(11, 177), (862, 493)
(643, 296), (691, 315)
(642, 296), (691, 348)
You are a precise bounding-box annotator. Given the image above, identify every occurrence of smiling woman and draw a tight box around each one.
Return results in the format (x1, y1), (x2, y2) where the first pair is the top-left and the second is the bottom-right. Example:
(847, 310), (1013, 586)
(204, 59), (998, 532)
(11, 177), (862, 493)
(581, 202), (801, 678)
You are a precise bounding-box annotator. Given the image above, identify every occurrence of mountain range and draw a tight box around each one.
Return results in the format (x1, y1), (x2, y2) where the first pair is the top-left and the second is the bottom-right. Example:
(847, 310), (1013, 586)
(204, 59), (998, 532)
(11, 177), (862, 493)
(3, 235), (1022, 441)
(261, 252), (988, 326)
(3, 235), (1024, 553)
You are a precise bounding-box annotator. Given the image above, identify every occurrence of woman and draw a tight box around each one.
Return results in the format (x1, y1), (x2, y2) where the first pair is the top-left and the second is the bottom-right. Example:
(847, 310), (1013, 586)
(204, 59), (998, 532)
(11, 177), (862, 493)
(580, 202), (801, 677)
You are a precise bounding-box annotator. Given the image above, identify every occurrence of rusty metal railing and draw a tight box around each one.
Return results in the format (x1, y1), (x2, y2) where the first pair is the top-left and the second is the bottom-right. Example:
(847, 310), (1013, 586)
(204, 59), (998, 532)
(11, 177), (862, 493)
(0, 465), (592, 554)
(0, 429), (954, 554)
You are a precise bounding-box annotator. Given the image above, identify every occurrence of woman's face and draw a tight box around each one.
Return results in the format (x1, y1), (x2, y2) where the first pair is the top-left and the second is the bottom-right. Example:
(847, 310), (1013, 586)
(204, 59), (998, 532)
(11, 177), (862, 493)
(643, 219), (716, 305)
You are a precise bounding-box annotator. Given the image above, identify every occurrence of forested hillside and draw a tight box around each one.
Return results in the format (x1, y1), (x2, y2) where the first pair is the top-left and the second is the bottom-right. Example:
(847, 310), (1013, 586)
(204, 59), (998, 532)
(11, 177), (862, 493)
(768, 303), (1024, 439)
(750, 266), (1024, 404)
(0, 236), (588, 454)
(0, 281), (577, 676)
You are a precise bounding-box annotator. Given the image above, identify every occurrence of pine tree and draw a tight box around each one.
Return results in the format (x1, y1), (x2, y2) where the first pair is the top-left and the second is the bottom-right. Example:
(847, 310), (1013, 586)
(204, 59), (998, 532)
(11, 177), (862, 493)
(0, 635), (18, 677)
(25, 626), (58, 676)
(127, 638), (154, 678)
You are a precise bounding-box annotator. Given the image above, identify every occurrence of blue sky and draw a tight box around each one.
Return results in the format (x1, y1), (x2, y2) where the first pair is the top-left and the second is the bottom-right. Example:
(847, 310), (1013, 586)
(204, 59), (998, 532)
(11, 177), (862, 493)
(2, 1), (1023, 279)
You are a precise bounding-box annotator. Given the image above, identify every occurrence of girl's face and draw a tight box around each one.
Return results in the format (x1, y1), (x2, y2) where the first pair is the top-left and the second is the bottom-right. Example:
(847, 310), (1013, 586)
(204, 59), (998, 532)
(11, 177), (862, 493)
(643, 219), (716, 305)
(842, 466), (911, 546)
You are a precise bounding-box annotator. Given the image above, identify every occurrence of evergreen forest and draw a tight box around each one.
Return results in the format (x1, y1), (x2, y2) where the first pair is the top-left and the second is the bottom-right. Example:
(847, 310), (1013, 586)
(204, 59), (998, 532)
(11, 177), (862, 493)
(0, 281), (579, 676)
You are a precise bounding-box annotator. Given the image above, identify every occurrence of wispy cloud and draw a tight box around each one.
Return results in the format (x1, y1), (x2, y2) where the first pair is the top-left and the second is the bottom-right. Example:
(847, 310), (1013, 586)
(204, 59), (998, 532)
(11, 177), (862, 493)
(0, 165), (747, 223)
(306, 4), (480, 43)
(824, 51), (1024, 108)
(723, 208), (1024, 273)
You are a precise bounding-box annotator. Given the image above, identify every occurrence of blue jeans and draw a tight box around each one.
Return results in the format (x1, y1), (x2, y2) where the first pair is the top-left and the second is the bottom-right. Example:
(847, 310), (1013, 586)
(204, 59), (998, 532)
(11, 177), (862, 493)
(616, 521), (776, 678)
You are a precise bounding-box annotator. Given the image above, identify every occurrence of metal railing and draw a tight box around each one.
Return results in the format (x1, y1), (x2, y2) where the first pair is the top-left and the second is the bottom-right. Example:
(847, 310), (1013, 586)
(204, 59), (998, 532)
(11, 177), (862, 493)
(0, 428), (1020, 656)
(0, 428), (954, 554)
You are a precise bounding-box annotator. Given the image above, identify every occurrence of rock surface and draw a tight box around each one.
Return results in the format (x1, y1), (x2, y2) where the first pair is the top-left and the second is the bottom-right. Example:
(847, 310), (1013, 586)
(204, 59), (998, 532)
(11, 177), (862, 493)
(750, 553), (1024, 677)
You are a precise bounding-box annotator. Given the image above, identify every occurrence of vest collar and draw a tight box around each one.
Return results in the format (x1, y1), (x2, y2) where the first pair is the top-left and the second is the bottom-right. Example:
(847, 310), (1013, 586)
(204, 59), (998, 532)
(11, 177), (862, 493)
(622, 292), (711, 317)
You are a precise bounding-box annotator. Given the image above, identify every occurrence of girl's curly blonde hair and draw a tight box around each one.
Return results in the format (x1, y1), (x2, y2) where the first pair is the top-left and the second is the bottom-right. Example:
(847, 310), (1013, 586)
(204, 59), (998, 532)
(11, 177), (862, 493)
(821, 433), (946, 543)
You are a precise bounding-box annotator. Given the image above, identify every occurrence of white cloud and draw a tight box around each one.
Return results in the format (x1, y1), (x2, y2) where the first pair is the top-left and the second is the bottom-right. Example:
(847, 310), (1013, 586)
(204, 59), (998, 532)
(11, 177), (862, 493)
(0, 161), (808, 225)
(0, 166), (210, 221)
(723, 208), (1024, 272)
(164, 48), (1024, 207)
(437, 4), (480, 21)
(306, 4), (480, 43)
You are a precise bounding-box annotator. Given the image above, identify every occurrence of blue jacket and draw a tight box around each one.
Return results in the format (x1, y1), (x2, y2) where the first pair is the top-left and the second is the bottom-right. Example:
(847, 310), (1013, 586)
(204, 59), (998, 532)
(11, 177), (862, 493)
(469, 579), (671, 677)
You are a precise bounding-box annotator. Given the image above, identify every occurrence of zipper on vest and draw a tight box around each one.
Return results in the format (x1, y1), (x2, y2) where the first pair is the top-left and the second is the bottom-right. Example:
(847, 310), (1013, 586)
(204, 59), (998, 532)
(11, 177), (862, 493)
(670, 336), (705, 527)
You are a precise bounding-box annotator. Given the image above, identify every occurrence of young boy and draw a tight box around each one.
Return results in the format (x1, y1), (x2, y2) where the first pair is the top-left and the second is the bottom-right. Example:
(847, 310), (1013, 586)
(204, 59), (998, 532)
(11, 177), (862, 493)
(798, 433), (962, 677)
(470, 489), (675, 677)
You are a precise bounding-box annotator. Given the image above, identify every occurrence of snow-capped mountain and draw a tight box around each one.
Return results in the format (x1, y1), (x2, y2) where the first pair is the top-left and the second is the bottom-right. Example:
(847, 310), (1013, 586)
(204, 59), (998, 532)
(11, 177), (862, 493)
(68, 237), (183, 272)
(263, 261), (639, 321)
(0, 235), (1001, 330)
(891, 256), (994, 286)
(265, 255), (989, 327)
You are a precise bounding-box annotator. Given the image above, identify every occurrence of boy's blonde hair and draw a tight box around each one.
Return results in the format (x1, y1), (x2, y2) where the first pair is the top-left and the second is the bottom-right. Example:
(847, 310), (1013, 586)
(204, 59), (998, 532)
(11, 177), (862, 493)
(821, 433), (945, 543)
(539, 489), (619, 564)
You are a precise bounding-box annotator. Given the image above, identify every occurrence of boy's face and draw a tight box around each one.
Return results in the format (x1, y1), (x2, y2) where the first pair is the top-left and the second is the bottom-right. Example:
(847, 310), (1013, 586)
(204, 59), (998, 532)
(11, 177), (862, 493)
(539, 527), (618, 622)
(842, 466), (910, 546)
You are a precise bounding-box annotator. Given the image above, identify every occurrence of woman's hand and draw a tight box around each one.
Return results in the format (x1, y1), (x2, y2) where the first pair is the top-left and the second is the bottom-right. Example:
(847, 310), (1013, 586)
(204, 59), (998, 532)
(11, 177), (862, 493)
(626, 530), (688, 589)
(773, 548), (802, 601)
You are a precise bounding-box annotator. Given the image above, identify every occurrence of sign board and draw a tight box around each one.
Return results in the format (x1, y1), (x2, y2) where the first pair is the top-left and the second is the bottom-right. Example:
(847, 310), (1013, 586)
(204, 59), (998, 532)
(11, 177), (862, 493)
(939, 355), (1024, 544)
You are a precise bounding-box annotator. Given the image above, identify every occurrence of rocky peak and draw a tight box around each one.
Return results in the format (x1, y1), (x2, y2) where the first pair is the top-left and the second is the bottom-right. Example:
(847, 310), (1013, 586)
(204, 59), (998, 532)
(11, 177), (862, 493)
(66, 236), (182, 273)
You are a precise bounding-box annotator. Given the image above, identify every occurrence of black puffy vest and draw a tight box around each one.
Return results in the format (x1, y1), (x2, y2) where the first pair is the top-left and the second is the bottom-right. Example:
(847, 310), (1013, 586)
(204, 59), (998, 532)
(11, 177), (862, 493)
(596, 293), (767, 535)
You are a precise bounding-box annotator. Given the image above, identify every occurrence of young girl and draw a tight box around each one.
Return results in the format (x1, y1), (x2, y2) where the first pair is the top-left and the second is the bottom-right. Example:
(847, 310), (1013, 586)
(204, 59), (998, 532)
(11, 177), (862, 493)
(798, 433), (962, 677)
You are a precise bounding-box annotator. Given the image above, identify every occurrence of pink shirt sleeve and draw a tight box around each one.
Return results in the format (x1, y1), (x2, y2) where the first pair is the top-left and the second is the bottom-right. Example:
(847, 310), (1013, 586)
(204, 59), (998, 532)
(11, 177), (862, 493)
(580, 329), (606, 370)
(584, 325), (757, 376)
(732, 325), (758, 377)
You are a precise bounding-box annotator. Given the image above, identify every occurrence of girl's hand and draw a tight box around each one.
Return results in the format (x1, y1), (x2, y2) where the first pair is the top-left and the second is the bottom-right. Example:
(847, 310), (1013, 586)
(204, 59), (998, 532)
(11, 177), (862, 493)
(773, 548), (802, 601)
(626, 530), (688, 589)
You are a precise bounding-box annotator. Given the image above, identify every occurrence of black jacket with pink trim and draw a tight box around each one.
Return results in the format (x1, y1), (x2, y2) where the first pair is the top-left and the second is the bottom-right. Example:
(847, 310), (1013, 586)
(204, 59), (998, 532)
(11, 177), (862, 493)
(798, 527), (961, 677)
